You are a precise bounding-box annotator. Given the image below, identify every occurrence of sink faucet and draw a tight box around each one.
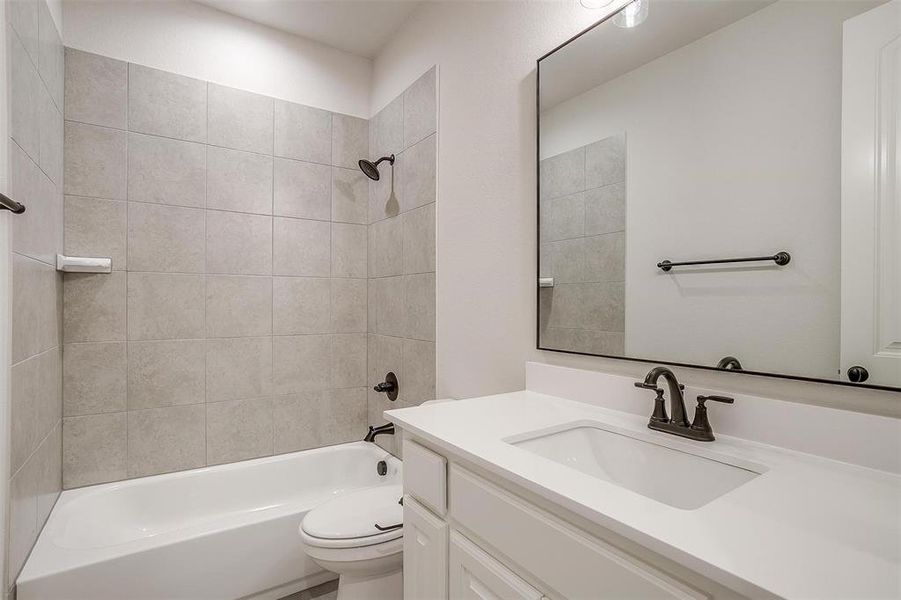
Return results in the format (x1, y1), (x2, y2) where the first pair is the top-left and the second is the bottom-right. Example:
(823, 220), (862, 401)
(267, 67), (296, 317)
(634, 367), (733, 441)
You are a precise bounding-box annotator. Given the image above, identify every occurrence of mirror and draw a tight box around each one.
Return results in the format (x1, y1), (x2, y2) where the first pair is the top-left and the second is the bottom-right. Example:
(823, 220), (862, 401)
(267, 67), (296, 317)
(537, 0), (901, 390)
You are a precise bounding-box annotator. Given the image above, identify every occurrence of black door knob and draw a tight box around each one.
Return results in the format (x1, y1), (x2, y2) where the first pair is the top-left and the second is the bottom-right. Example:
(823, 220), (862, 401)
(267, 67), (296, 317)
(847, 366), (869, 383)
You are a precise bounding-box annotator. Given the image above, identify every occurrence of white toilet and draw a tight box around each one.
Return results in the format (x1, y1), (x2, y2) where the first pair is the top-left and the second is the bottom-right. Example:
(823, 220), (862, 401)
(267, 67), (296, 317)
(300, 484), (404, 600)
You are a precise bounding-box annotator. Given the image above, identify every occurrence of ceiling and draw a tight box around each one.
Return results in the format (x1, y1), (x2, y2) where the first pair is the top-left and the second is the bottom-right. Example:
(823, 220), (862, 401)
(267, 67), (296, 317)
(540, 0), (775, 110)
(195, 0), (422, 58)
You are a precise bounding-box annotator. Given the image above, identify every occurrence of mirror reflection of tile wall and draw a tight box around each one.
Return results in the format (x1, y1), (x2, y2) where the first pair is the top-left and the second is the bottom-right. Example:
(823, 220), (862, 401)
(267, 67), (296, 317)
(539, 134), (625, 355)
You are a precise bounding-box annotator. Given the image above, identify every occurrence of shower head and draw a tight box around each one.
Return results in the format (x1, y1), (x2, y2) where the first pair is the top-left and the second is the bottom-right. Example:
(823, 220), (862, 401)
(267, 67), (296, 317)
(358, 154), (395, 181)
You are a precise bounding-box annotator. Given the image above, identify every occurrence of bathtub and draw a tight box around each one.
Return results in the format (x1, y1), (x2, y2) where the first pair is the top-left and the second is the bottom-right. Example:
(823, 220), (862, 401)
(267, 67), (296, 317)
(17, 442), (401, 600)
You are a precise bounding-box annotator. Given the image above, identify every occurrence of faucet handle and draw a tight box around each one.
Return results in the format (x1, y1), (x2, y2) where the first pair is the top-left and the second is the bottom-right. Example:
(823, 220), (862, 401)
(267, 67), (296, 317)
(634, 381), (661, 391)
(697, 394), (734, 405)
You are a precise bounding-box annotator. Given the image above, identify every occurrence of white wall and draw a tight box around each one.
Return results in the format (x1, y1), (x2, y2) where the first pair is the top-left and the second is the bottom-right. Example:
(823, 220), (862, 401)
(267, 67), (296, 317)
(540, 1), (870, 379)
(372, 0), (901, 416)
(62, 0), (372, 117)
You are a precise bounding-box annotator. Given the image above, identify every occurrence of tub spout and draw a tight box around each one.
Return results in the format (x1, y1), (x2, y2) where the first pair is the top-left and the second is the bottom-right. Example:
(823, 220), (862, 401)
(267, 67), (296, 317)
(364, 423), (395, 443)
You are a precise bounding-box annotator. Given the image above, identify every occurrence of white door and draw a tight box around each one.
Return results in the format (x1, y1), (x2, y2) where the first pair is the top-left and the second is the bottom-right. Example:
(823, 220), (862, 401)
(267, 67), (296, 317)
(841, 0), (901, 386)
(403, 495), (448, 600)
(448, 531), (544, 600)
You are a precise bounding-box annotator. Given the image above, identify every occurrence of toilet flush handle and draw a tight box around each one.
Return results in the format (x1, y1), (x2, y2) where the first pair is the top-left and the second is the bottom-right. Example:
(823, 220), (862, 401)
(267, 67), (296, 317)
(374, 522), (403, 532)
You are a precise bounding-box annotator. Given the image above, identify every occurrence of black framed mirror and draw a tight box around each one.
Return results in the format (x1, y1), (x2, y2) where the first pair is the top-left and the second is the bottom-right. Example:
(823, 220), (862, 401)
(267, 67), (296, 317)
(537, 0), (901, 392)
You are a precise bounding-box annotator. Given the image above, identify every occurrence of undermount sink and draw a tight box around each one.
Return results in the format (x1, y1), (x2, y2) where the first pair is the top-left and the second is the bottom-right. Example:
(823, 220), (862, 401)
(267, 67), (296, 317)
(507, 421), (764, 510)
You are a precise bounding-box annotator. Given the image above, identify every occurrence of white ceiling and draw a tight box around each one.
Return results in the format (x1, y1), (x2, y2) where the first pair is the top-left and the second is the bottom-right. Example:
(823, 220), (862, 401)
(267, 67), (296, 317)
(540, 0), (775, 110)
(195, 0), (422, 58)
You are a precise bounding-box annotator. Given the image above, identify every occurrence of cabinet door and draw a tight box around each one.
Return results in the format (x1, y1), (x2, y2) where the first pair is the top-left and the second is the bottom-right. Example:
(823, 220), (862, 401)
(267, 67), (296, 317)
(449, 531), (544, 600)
(404, 495), (448, 600)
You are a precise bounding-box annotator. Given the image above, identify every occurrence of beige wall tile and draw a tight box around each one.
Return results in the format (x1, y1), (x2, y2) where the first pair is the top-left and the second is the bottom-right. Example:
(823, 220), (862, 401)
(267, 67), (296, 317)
(331, 278), (366, 334)
(11, 142), (62, 265)
(206, 397), (273, 465)
(35, 422), (62, 528)
(331, 333), (367, 389)
(273, 277), (330, 335)
(127, 202), (205, 273)
(128, 340), (205, 409)
(403, 67), (437, 148)
(10, 29), (40, 161)
(369, 276), (406, 338)
(206, 337), (272, 402)
(206, 210), (273, 275)
(368, 216), (402, 277)
(332, 113), (368, 171)
(13, 251), (61, 363)
(65, 196), (127, 270)
(321, 388), (366, 446)
(128, 64), (206, 143)
(127, 273), (205, 340)
(208, 83), (273, 155)
(64, 121), (127, 199)
(206, 146), (272, 214)
(367, 165), (400, 224)
(63, 271), (126, 343)
(8, 452), (38, 585)
(127, 132), (206, 208)
(398, 134), (436, 213)
(402, 202), (435, 275)
(401, 339), (436, 408)
(63, 412), (126, 488)
(206, 275), (272, 338)
(274, 100), (331, 164)
(38, 85), (63, 185)
(331, 223), (367, 278)
(405, 272), (436, 342)
(65, 48), (127, 129)
(273, 335), (331, 395)
(11, 352), (40, 474)
(369, 96), (402, 164)
(273, 217), (330, 277)
(63, 342), (126, 416)
(274, 158), (331, 220)
(331, 167), (368, 225)
(127, 404), (206, 477)
(273, 392), (321, 453)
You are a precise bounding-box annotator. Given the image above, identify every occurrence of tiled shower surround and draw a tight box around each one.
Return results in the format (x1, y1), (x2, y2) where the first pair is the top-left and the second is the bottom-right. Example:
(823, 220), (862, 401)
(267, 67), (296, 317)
(366, 68), (437, 453)
(539, 134), (626, 355)
(61, 49), (437, 487)
(7, 0), (65, 588)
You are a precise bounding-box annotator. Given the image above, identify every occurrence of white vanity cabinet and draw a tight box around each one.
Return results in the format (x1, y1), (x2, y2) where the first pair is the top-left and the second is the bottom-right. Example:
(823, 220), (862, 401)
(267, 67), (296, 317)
(449, 531), (544, 600)
(402, 437), (741, 600)
(403, 495), (448, 599)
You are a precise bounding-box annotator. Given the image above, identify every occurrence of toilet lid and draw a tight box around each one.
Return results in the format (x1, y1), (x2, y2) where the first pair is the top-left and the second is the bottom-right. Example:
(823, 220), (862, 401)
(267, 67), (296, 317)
(302, 484), (403, 542)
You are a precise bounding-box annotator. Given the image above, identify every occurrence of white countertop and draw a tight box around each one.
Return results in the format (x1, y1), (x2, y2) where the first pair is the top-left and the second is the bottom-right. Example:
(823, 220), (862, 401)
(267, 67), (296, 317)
(386, 391), (901, 599)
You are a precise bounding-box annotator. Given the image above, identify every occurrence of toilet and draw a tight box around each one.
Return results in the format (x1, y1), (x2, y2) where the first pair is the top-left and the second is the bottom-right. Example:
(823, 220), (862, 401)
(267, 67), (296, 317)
(300, 484), (404, 600)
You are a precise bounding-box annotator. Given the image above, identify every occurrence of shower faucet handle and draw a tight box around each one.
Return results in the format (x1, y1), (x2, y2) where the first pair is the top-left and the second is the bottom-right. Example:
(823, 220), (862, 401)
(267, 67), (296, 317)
(373, 372), (399, 401)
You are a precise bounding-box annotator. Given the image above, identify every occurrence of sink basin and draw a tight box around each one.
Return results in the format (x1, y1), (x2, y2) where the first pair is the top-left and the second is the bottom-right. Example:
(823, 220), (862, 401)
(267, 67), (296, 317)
(507, 422), (763, 510)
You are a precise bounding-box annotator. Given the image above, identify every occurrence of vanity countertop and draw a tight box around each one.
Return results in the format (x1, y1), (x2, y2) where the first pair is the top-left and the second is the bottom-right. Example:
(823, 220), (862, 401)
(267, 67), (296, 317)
(386, 391), (901, 599)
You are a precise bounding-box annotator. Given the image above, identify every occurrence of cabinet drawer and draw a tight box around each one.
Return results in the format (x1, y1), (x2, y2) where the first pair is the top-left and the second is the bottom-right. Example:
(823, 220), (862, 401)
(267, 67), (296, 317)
(450, 466), (707, 600)
(450, 530), (544, 600)
(404, 439), (447, 515)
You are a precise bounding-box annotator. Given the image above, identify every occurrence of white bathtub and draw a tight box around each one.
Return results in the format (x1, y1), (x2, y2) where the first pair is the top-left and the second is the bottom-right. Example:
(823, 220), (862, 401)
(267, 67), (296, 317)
(17, 442), (401, 600)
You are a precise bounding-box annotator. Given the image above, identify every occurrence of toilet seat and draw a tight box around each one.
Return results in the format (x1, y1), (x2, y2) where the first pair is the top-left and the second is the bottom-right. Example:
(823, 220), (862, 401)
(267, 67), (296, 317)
(301, 484), (404, 550)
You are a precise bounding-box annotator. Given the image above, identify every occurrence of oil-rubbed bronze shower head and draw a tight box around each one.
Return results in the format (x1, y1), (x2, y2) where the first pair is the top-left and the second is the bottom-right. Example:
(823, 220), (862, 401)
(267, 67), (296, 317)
(358, 154), (395, 181)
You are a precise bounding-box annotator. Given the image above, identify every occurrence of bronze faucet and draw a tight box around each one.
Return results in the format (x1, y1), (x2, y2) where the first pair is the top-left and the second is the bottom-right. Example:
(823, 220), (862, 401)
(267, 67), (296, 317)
(635, 367), (733, 441)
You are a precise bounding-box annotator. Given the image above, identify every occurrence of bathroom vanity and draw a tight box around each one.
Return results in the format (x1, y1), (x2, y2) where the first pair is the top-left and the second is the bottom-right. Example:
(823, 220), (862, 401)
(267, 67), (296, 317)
(385, 364), (901, 599)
